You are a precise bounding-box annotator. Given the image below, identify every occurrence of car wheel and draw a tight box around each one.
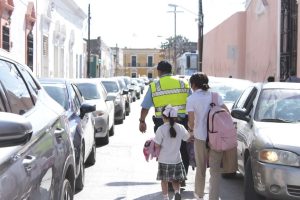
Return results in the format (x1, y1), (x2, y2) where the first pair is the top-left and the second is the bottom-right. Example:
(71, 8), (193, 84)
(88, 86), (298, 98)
(109, 124), (115, 136)
(244, 158), (265, 200)
(222, 172), (237, 179)
(86, 139), (96, 165)
(75, 149), (85, 191)
(125, 103), (130, 116)
(61, 178), (73, 200)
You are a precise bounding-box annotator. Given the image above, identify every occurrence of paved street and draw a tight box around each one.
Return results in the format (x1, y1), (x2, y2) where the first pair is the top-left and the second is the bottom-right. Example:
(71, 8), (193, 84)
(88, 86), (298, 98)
(74, 89), (244, 200)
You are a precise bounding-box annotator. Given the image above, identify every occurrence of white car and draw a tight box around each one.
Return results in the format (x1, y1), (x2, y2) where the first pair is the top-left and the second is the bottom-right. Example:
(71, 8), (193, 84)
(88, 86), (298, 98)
(74, 79), (115, 145)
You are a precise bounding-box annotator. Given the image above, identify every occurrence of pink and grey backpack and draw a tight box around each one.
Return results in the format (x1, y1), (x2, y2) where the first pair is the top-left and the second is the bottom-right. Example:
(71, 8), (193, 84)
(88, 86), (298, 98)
(206, 92), (237, 151)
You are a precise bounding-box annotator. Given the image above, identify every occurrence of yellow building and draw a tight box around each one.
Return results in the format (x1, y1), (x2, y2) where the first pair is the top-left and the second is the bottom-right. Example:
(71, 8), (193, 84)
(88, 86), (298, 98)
(123, 48), (163, 79)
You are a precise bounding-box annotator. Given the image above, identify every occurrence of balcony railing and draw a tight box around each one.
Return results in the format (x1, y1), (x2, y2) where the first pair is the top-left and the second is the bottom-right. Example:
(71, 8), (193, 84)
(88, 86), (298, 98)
(126, 63), (155, 67)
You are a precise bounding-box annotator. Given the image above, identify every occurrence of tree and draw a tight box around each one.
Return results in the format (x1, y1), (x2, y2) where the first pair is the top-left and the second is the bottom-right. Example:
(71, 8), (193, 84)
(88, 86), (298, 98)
(159, 35), (196, 60)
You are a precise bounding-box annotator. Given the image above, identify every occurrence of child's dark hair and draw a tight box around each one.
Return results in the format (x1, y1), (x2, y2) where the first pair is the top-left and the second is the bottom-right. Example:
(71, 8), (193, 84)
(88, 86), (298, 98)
(162, 106), (177, 138)
(189, 72), (210, 91)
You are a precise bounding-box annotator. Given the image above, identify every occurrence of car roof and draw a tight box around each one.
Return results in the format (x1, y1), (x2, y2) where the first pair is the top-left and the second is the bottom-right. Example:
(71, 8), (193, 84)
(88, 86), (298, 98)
(99, 77), (117, 82)
(260, 82), (300, 89)
(39, 78), (68, 84)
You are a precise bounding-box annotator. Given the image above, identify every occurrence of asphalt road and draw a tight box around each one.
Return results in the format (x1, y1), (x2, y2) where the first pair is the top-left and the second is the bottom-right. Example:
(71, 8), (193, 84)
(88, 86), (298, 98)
(74, 88), (244, 200)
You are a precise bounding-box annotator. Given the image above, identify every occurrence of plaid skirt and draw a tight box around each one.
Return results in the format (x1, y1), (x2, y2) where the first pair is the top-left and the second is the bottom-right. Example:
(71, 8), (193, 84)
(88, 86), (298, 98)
(156, 162), (187, 181)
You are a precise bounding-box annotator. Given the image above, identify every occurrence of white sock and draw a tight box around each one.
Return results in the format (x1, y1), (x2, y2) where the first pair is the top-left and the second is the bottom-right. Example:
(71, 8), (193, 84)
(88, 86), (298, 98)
(163, 194), (169, 200)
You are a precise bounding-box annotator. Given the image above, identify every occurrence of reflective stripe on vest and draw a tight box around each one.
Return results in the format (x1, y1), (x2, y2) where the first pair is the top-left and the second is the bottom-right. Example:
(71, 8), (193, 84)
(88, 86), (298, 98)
(150, 76), (189, 117)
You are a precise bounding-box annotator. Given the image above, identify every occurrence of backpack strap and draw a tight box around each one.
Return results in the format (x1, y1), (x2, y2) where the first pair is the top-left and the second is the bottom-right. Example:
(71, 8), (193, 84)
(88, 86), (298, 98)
(210, 92), (218, 107)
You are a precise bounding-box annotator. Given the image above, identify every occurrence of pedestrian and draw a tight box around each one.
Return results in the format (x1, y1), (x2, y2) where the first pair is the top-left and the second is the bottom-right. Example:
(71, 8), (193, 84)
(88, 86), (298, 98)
(154, 105), (193, 200)
(186, 72), (229, 200)
(285, 68), (300, 83)
(138, 60), (191, 188)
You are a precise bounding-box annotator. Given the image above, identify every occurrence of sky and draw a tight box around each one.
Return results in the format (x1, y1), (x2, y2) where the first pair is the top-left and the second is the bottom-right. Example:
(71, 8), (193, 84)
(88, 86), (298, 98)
(76, 0), (245, 49)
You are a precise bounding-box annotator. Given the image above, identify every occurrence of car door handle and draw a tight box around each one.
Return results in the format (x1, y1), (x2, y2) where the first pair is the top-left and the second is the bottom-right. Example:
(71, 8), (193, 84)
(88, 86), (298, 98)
(54, 128), (64, 139)
(23, 155), (36, 174)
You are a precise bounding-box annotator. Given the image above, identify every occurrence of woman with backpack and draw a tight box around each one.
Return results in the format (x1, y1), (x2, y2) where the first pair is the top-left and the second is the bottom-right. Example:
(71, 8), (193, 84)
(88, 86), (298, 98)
(153, 105), (193, 200)
(186, 72), (229, 200)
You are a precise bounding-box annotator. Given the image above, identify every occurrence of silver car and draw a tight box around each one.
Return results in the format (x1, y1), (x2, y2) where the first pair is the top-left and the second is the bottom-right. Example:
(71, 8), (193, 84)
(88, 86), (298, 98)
(0, 50), (76, 199)
(231, 82), (300, 200)
(74, 79), (115, 145)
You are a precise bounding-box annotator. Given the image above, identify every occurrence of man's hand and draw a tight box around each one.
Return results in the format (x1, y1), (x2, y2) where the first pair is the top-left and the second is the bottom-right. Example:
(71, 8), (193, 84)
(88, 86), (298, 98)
(139, 121), (147, 133)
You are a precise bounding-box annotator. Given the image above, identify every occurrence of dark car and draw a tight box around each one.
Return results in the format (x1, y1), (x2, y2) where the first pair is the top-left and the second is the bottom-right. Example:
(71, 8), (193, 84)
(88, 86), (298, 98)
(100, 78), (126, 124)
(115, 77), (131, 116)
(39, 78), (96, 191)
(0, 50), (76, 199)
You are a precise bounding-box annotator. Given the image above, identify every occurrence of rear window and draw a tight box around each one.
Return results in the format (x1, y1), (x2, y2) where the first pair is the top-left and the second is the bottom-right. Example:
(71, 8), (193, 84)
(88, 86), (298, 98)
(101, 81), (119, 93)
(76, 83), (101, 100)
(43, 84), (68, 110)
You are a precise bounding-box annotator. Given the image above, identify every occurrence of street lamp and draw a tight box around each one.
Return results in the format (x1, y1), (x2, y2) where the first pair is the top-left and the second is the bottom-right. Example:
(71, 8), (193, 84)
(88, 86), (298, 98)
(168, 4), (183, 74)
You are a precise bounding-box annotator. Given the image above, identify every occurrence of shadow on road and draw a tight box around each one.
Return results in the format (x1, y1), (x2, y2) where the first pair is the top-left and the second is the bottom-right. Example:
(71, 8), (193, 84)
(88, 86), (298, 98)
(106, 181), (157, 187)
(132, 190), (195, 200)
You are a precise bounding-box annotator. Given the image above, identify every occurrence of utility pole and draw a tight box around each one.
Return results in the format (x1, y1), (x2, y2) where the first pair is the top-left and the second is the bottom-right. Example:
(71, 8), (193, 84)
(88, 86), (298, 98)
(168, 4), (183, 74)
(198, 0), (204, 72)
(87, 4), (91, 78)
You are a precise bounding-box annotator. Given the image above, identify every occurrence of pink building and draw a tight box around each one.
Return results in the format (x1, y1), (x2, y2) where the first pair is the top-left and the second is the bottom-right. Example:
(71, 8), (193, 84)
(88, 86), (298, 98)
(203, 0), (299, 82)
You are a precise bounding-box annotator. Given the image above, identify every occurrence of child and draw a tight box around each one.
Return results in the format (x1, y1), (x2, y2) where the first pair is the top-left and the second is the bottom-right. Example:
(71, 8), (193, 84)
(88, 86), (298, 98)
(153, 105), (193, 200)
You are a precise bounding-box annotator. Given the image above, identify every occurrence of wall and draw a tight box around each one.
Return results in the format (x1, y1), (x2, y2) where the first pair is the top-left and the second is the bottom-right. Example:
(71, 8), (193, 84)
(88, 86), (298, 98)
(202, 12), (246, 79)
(244, 0), (279, 82)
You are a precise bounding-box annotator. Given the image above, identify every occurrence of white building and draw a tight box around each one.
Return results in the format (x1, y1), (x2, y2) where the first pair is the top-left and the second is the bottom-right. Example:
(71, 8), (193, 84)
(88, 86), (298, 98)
(1, 0), (87, 78)
(178, 52), (198, 75)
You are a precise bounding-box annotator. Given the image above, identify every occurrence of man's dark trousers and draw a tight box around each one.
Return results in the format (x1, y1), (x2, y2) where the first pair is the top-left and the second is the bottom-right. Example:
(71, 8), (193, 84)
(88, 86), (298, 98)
(153, 115), (190, 174)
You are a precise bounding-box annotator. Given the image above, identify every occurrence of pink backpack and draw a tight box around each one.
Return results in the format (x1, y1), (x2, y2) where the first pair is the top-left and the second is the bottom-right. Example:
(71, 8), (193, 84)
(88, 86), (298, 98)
(207, 92), (237, 151)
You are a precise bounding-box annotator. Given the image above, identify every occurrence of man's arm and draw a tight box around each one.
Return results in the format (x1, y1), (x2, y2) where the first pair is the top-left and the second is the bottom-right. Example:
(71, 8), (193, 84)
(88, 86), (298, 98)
(139, 108), (149, 133)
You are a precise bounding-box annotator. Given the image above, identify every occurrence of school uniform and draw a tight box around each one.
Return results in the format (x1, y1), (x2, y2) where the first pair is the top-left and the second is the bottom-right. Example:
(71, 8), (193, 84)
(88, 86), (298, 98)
(154, 122), (189, 182)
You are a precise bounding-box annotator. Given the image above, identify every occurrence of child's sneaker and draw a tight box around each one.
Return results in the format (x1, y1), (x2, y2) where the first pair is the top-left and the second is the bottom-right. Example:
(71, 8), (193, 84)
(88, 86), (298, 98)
(174, 192), (181, 200)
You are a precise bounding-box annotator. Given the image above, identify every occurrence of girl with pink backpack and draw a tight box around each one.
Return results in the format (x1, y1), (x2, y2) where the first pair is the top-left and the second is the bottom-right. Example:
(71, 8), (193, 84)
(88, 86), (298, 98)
(186, 72), (230, 200)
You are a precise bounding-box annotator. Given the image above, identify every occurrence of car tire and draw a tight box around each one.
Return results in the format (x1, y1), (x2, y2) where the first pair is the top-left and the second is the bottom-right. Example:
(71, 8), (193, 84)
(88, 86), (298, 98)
(125, 103), (130, 116)
(97, 129), (109, 145)
(61, 178), (74, 200)
(75, 149), (85, 191)
(244, 158), (265, 200)
(86, 139), (96, 166)
(109, 124), (115, 136)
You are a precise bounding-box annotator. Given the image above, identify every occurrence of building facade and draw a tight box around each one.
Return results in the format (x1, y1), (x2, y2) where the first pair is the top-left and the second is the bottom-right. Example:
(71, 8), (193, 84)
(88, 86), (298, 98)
(203, 0), (299, 82)
(123, 48), (161, 79)
(0, 0), (87, 78)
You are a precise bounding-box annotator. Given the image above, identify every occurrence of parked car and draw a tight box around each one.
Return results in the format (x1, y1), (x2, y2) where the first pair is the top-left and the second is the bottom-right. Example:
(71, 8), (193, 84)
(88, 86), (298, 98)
(132, 77), (145, 94)
(121, 76), (136, 102)
(231, 82), (300, 200)
(100, 78), (126, 124)
(209, 77), (253, 110)
(39, 78), (96, 191)
(115, 76), (131, 116)
(74, 79), (115, 145)
(0, 50), (76, 199)
(128, 79), (141, 101)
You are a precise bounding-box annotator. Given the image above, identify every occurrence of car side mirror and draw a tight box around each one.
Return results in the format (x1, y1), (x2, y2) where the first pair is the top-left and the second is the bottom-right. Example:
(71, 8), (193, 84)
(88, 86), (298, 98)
(231, 108), (250, 122)
(106, 94), (116, 102)
(0, 112), (32, 147)
(80, 103), (96, 118)
(122, 89), (129, 95)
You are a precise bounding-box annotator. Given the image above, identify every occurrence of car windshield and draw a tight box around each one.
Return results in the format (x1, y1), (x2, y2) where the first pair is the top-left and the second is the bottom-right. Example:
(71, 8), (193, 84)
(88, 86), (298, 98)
(43, 84), (68, 110)
(255, 89), (300, 123)
(76, 83), (101, 100)
(209, 79), (252, 103)
(102, 81), (119, 93)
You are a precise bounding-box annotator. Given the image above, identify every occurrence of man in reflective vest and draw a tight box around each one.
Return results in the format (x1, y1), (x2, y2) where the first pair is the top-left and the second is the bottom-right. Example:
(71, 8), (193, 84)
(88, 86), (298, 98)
(139, 60), (191, 185)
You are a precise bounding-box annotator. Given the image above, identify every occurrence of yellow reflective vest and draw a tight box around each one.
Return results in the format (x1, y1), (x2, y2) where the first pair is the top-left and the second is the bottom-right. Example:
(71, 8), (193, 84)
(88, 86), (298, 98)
(150, 75), (190, 117)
